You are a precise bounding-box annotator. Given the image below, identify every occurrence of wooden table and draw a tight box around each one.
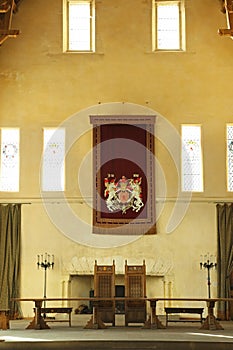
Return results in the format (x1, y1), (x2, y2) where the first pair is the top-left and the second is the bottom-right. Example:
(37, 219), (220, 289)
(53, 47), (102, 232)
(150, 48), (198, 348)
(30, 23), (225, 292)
(13, 297), (232, 331)
(12, 297), (147, 330)
(12, 298), (103, 330)
(145, 298), (228, 330)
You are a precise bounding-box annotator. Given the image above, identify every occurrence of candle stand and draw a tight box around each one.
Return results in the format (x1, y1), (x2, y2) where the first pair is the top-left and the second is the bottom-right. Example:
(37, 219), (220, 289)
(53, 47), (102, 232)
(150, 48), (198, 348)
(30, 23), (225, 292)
(37, 253), (54, 318)
(200, 254), (217, 299)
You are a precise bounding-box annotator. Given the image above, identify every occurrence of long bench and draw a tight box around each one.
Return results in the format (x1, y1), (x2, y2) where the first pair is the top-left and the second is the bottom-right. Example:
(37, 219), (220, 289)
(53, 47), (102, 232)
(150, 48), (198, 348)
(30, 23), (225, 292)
(164, 307), (204, 326)
(34, 307), (73, 327)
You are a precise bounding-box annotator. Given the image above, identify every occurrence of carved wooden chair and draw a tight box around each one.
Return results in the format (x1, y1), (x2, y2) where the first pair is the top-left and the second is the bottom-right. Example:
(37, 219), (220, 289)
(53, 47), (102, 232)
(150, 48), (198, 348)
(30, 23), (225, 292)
(124, 259), (147, 326)
(94, 260), (115, 326)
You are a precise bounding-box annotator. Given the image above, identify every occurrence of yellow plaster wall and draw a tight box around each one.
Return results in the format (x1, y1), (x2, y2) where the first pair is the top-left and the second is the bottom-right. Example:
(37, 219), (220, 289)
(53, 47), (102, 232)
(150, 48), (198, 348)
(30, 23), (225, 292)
(0, 0), (232, 316)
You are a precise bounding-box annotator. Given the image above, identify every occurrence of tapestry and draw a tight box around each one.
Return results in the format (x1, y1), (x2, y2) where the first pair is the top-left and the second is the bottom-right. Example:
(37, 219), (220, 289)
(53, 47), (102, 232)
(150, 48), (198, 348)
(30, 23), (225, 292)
(90, 115), (156, 235)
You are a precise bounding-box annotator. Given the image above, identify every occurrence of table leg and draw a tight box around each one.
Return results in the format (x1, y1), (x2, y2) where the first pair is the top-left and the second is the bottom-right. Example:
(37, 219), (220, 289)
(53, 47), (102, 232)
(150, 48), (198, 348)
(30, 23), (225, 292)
(0, 310), (10, 330)
(26, 300), (50, 330)
(143, 300), (166, 329)
(84, 301), (106, 329)
(200, 301), (223, 330)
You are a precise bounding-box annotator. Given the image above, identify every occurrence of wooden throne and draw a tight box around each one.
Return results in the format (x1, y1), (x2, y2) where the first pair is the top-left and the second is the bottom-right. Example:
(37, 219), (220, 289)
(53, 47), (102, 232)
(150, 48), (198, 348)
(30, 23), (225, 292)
(94, 260), (115, 326)
(124, 260), (147, 326)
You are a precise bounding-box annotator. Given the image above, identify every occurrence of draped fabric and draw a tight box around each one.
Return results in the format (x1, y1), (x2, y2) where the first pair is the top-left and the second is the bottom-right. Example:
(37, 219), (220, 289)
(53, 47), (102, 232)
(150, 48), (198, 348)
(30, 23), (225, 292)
(0, 204), (22, 319)
(90, 115), (156, 235)
(217, 203), (233, 320)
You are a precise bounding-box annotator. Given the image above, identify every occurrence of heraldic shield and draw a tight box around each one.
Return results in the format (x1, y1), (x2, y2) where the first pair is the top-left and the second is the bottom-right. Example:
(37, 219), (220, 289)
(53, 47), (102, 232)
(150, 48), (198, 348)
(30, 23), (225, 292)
(104, 174), (144, 215)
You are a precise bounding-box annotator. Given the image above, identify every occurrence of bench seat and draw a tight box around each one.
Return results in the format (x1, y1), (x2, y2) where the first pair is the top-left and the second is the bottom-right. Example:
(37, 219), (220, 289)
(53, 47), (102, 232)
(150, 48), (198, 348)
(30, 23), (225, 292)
(34, 307), (73, 327)
(165, 307), (204, 326)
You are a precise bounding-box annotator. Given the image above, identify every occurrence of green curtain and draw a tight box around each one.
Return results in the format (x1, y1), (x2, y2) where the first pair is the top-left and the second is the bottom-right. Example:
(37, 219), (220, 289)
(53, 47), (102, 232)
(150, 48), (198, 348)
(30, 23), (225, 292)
(217, 203), (233, 320)
(0, 204), (23, 319)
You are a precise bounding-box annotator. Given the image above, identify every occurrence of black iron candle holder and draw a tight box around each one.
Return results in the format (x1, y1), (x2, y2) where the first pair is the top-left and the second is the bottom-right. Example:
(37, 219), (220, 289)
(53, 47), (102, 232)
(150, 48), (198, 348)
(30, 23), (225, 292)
(37, 253), (54, 317)
(200, 253), (217, 299)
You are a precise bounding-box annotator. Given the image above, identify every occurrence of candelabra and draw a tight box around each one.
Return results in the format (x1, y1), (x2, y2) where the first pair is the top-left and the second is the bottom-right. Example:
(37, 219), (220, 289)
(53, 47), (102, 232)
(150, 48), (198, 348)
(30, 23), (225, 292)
(37, 253), (54, 316)
(200, 253), (217, 299)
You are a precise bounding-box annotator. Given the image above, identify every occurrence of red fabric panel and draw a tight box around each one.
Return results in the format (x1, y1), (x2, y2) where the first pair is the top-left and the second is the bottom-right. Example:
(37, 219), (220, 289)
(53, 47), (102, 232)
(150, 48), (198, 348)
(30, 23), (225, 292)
(98, 124), (148, 220)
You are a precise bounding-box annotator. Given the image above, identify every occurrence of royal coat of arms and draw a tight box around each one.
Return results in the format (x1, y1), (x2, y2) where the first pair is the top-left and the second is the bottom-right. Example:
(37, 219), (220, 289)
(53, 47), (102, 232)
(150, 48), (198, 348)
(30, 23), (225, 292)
(104, 174), (144, 214)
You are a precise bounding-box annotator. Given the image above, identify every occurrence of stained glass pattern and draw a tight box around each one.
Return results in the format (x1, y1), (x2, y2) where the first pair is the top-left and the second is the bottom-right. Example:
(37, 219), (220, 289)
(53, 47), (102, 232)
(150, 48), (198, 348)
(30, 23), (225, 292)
(227, 124), (233, 191)
(0, 128), (20, 192)
(181, 125), (203, 192)
(42, 128), (65, 191)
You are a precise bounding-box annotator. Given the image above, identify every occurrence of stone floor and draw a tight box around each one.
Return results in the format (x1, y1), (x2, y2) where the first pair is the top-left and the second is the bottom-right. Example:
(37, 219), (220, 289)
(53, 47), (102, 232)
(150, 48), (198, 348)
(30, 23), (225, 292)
(1, 315), (233, 350)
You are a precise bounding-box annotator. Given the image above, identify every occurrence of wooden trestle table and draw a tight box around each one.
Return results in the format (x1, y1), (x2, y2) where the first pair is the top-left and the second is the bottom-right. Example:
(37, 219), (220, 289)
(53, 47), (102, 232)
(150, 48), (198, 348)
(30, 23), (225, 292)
(144, 298), (231, 330)
(12, 297), (230, 331)
(12, 297), (146, 330)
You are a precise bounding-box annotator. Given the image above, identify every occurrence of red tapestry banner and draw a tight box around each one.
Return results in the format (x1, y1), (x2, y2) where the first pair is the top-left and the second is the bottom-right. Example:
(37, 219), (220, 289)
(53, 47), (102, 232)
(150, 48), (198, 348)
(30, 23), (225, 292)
(90, 115), (156, 235)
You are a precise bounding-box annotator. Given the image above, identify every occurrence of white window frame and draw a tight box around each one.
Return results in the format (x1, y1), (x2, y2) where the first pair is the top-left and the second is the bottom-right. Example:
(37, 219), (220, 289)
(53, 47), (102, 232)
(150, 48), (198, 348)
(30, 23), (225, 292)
(152, 0), (186, 51)
(181, 124), (203, 192)
(63, 0), (95, 52)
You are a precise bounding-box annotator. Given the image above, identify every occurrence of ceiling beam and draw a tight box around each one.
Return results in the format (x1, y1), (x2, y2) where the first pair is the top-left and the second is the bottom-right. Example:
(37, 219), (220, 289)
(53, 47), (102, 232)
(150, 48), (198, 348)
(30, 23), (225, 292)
(0, 0), (19, 45)
(218, 0), (233, 38)
(0, 28), (19, 35)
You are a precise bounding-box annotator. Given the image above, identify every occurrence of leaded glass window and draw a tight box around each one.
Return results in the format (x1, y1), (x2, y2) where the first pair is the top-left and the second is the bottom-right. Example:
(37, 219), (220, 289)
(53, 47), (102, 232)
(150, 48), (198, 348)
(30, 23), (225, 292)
(227, 124), (233, 191)
(0, 128), (20, 192)
(181, 125), (203, 192)
(42, 128), (65, 191)
(63, 0), (95, 52)
(152, 0), (186, 51)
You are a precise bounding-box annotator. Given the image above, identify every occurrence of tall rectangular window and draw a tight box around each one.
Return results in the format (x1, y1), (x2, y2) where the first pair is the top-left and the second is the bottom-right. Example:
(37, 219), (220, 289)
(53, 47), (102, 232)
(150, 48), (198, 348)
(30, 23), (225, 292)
(42, 128), (65, 191)
(152, 0), (186, 51)
(0, 128), (20, 192)
(226, 124), (233, 191)
(181, 125), (203, 192)
(63, 0), (95, 52)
